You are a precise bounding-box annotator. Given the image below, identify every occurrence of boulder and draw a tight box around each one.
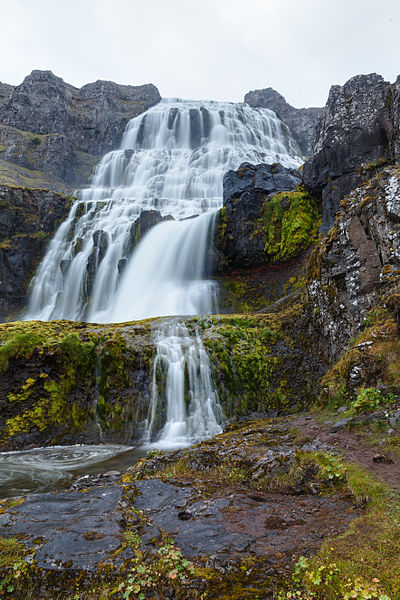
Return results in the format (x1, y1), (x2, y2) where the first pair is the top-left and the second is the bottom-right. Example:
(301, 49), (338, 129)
(214, 162), (318, 270)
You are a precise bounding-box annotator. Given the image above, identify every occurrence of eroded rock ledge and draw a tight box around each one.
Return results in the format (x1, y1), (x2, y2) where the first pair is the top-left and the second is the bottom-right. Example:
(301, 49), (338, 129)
(0, 418), (360, 599)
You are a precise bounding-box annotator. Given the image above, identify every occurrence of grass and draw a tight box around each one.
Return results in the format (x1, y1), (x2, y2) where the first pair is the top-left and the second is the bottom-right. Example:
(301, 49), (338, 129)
(279, 463), (400, 599)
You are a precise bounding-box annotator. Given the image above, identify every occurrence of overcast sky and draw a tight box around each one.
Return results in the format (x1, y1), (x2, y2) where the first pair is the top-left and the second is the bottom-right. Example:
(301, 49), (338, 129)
(1, 0), (399, 108)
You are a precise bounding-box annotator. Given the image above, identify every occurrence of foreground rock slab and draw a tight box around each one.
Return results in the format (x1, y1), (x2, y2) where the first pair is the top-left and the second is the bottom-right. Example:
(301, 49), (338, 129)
(0, 418), (361, 598)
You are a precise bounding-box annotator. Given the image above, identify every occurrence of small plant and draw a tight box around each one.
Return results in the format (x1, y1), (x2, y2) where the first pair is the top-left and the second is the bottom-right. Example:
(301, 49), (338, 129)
(117, 539), (195, 599)
(287, 556), (392, 600)
(29, 136), (41, 147)
(350, 387), (384, 414)
(314, 452), (347, 481)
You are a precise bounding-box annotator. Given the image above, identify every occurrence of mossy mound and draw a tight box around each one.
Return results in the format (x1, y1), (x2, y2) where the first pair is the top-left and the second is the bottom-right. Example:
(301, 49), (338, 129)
(318, 299), (400, 409)
(259, 189), (321, 263)
(0, 319), (156, 449)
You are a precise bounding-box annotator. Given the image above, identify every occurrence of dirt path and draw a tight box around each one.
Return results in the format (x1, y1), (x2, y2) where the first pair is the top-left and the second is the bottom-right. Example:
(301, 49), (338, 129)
(294, 414), (400, 492)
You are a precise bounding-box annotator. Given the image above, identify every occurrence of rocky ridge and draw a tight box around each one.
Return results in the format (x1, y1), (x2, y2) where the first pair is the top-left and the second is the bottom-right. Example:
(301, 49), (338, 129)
(0, 70), (161, 191)
(303, 73), (400, 231)
(244, 87), (323, 157)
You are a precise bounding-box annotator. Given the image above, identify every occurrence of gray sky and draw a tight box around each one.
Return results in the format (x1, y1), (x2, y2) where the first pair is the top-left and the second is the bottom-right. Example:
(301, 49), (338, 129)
(1, 0), (399, 108)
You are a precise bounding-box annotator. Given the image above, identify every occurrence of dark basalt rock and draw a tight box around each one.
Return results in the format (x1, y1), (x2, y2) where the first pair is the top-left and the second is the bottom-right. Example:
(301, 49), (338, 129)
(307, 166), (400, 363)
(0, 185), (72, 319)
(0, 70), (161, 189)
(214, 162), (302, 270)
(0, 418), (360, 596)
(125, 209), (174, 258)
(244, 87), (322, 157)
(303, 73), (395, 231)
(0, 486), (128, 571)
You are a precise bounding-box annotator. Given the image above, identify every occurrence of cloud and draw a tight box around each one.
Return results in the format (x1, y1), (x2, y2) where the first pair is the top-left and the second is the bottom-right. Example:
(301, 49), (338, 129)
(1, 0), (399, 107)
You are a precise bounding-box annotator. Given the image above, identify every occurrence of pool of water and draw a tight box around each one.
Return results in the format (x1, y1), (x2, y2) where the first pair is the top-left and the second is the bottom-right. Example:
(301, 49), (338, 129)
(0, 444), (149, 498)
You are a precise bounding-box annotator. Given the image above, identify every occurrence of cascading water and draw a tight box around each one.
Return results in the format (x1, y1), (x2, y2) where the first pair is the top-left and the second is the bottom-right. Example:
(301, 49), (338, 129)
(25, 99), (302, 323)
(24, 98), (303, 446)
(145, 320), (224, 448)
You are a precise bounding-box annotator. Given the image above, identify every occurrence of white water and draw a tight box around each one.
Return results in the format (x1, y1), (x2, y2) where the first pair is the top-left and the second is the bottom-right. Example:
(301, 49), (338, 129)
(145, 320), (224, 447)
(0, 444), (138, 497)
(25, 99), (302, 323)
(24, 98), (302, 447)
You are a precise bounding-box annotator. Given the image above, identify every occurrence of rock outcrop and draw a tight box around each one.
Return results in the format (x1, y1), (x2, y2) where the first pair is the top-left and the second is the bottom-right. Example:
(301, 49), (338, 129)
(0, 82), (12, 108)
(244, 87), (323, 156)
(0, 70), (161, 191)
(0, 304), (325, 451)
(306, 166), (400, 364)
(212, 162), (320, 312)
(303, 73), (397, 231)
(214, 162), (319, 269)
(0, 185), (72, 319)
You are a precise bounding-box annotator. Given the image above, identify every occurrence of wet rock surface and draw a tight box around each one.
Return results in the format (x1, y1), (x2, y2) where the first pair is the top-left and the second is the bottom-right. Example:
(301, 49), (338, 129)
(244, 87), (322, 157)
(0, 486), (129, 571)
(0, 185), (72, 319)
(0, 417), (360, 594)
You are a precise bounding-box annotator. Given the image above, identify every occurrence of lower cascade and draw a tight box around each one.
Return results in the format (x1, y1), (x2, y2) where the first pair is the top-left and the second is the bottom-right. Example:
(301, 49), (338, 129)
(145, 321), (224, 448)
(24, 98), (303, 446)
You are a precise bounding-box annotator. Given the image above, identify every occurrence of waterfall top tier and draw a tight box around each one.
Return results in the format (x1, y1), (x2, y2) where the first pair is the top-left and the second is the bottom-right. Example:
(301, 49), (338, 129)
(87, 98), (303, 219)
(25, 99), (303, 323)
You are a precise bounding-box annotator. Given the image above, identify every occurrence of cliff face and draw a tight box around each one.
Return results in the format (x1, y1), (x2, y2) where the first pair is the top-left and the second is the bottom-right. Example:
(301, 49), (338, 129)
(0, 185), (72, 319)
(214, 161), (322, 267)
(306, 166), (400, 361)
(303, 73), (399, 231)
(0, 70), (161, 191)
(212, 162), (320, 312)
(244, 87), (323, 157)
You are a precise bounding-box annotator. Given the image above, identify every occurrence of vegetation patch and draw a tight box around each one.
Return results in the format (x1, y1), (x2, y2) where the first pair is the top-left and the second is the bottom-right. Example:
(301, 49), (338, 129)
(277, 465), (400, 600)
(259, 189), (321, 263)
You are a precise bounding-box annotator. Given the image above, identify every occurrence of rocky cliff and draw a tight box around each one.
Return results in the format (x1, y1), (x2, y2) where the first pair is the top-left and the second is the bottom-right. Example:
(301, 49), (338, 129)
(0, 70), (161, 192)
(212, 162), (320, 312)
(244, 87), (323, 157)
(303, 73), (400, 231)
(0, 186), (72, 319)
(305, 166), (400, 403)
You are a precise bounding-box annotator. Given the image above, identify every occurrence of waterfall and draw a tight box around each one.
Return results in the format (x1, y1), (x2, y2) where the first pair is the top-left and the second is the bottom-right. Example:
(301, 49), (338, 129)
(146, 320), (224, 448)
(24, 98), (303, 446)
(25, 98), (302, 323)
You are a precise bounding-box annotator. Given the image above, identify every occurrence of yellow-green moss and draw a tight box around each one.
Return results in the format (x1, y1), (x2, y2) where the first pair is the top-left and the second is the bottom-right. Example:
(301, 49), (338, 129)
(319, 306), (400, 406)
(259, 190), (321, 263)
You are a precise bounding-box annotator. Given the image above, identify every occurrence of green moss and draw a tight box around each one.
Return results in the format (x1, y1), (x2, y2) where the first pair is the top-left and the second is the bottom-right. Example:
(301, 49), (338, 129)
(0, 331), (45, 373)
(215, 205), (228, 253)
(259, 190), (321, 263)
(319, 306), (400, 406)
(0, 159), (72, 194)
(203, 308), (307, 416)
(282, 465), (400, 599)
(0, 537), (29, 567)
